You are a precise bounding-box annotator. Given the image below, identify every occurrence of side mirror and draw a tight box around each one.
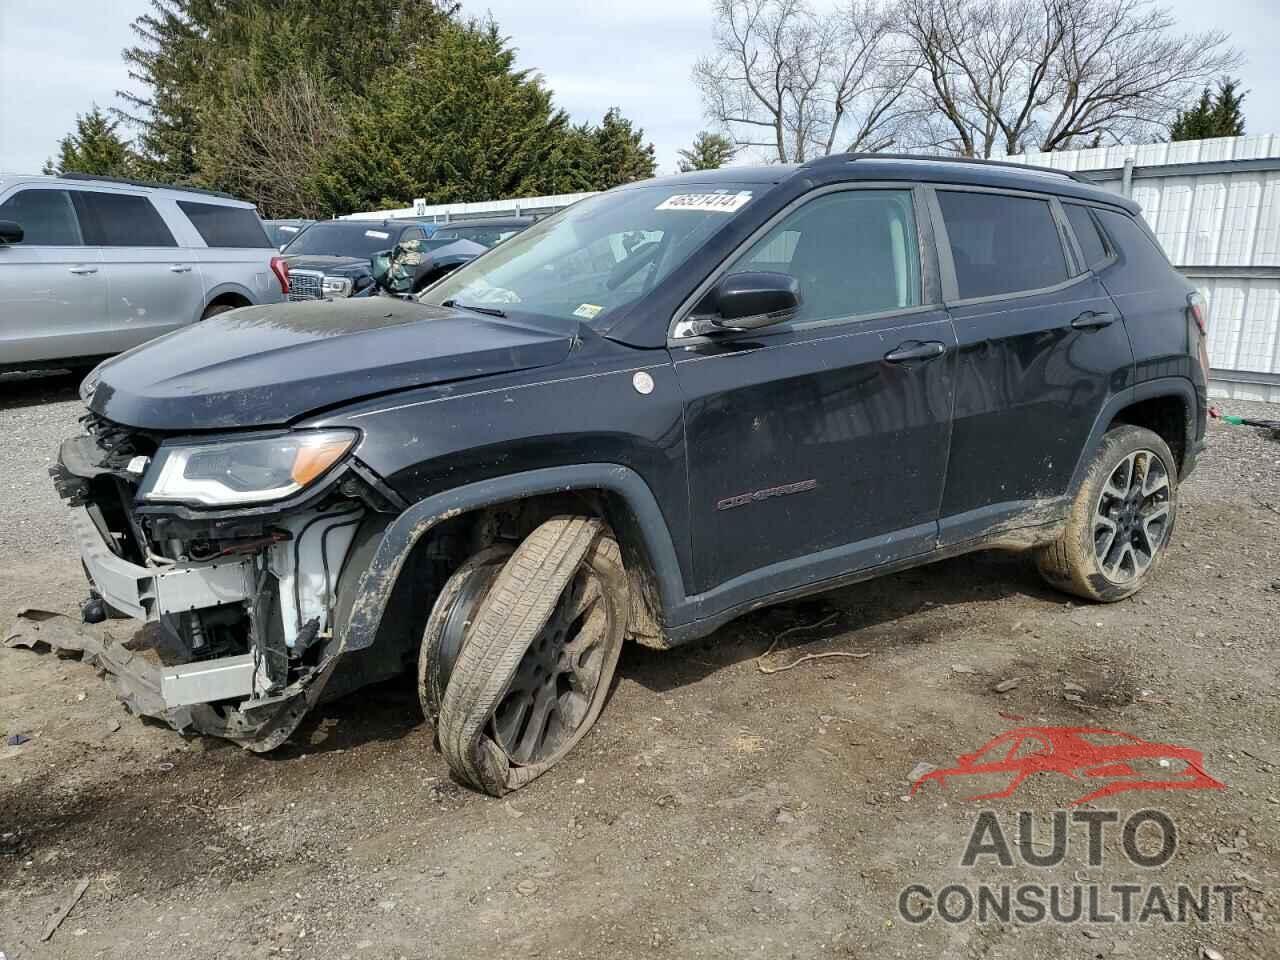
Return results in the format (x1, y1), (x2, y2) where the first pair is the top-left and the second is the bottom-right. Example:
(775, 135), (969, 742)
(0, 220), (23, 245)
(706, 271), (800, 331)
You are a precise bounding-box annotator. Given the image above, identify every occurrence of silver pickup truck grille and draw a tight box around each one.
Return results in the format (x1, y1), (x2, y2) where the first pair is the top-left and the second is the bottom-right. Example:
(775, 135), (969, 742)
(287, 270), (324, 301)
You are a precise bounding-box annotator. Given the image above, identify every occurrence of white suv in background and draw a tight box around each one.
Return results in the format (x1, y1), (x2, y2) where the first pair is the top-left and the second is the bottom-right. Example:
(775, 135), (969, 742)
(0, 173), (288, 370)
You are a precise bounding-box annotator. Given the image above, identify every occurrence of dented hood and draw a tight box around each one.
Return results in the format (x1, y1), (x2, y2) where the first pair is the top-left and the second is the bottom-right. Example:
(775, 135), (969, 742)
(85, 298), (576, 431)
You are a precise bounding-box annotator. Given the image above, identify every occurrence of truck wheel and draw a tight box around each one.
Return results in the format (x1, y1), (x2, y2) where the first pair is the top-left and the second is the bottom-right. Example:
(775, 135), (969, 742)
(1036, 425), (1178, 602)
(435, 517), (627, 795)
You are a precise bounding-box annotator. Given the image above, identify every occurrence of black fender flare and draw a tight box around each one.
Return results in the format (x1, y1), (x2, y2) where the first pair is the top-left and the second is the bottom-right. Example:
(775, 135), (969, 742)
(1065, 376), (1198, 496)
(338, 463), (686, 653)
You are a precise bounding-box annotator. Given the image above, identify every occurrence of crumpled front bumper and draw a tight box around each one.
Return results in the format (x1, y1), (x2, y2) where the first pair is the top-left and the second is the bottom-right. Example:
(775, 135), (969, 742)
(33, 454), (351, 751)
(71, 507), (257, 623)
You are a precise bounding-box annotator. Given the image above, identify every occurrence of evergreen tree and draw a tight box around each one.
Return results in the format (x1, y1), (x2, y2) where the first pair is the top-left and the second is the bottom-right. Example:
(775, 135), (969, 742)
(316, 20), (575, 212)
(43, 107), (138, 177)
(677, 131), (736, 172)
(1209, 78), (1246, 137)
(1170, 78), (1247, 141)
(590, 108), (657, 187)
(118, 0), (455, 184)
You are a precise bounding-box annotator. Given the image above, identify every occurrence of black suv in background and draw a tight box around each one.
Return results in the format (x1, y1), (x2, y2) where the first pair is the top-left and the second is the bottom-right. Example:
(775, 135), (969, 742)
(48, 155), (1207, 796)
(281, 218), (433, 299)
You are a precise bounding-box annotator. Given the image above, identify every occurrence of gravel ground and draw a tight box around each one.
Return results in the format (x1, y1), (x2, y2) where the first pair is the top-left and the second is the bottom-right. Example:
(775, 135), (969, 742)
(0, 371), (1277, 960)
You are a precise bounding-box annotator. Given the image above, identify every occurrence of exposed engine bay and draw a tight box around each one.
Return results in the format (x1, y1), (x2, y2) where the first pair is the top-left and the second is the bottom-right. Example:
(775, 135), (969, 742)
(46, 413), (402, 751)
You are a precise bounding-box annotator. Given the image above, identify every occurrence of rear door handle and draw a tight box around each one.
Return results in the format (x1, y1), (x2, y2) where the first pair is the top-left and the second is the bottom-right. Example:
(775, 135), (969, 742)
(1071, 310), (1116, 330)
(884, 340), (946, 363)
(68, 266), (98, 275)
(169, 264), (192, 273)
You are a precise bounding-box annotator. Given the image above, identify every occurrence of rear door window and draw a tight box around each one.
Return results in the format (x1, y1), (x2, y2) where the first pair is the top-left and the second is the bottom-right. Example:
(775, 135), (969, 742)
(177, 201), (272, 248)
(0, 188), (84, 245)
(76, 192), (176, 247)
(938, 191), (1069, 299)
(1063, 203), (1110, 269)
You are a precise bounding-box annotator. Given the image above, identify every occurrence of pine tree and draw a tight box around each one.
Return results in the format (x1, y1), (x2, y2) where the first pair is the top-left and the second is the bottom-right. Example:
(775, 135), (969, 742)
(117, 0), (456, 185)
(677, 131), (736, 172)
(43, 107), (138, 177)
(1209, 78), (1246, 138)
(315, 20), (575, 212)
(1170, 78), (1247, 141)
(589, 108), (657, 188)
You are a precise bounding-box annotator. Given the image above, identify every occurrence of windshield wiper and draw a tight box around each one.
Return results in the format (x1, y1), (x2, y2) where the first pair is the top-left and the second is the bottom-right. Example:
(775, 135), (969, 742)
(442, 299), (507, 319)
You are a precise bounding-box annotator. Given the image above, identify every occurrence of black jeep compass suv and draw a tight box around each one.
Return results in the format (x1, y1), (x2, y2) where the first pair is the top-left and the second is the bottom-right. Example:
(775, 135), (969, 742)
(51, 155), (1208, 795)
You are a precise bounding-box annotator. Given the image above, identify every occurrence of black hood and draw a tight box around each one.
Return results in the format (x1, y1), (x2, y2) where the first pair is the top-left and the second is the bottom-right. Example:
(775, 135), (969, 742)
(284, 254), (373, 278)
(85, 299), (576, 431)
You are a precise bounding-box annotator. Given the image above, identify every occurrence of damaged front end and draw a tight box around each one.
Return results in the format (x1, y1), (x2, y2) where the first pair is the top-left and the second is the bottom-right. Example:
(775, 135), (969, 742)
(45, 413), (402, 751)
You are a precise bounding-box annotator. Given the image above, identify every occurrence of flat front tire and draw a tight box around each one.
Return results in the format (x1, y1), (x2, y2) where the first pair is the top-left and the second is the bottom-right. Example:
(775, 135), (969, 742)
(431, 517), (627, 796)
(1036, 425), (1178, 602)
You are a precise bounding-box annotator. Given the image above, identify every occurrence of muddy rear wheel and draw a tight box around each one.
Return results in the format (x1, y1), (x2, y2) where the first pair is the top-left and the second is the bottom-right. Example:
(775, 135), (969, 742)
(429, 517), (627, 795)
(1036, 425), (1178, 602)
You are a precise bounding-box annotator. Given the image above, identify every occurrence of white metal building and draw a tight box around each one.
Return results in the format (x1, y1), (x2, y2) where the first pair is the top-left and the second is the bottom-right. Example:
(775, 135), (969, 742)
(1009, 136), (1280, 402)
(341, 191), (596, 223)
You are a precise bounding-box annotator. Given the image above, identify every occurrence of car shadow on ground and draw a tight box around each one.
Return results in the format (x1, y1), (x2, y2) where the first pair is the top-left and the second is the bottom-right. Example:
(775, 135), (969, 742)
(0, 368), (83, 410)
(620, 549), (1065, 695)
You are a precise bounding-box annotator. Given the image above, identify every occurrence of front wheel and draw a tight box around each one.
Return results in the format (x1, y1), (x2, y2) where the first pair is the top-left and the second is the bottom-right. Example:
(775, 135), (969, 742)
(1036, 425), (1178, 602)
(428, 517), (627, 795)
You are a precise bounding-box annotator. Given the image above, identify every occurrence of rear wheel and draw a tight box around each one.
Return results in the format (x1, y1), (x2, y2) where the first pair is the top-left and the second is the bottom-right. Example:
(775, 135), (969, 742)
(426, 517), (627, 795)
(1036, 425), (1177, 602)
(200, 302), (239, 321)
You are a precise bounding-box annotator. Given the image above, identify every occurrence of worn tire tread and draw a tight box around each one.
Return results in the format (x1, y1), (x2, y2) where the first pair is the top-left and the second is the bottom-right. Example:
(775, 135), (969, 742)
(438, 516), (616, 795)
(1035, 424), (1178, 603)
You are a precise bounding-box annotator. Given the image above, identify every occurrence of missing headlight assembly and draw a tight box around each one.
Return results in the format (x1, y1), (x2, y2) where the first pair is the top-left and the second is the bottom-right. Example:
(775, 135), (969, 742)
(46, 416), (399, 750)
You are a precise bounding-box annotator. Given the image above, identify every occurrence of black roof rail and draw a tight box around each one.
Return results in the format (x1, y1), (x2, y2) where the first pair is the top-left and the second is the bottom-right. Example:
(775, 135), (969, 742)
(59, 172), (241, 201)
(799, 152), (1092, 185)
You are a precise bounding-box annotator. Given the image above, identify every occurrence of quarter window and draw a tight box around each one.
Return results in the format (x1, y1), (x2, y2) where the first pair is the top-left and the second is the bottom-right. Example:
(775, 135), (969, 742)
(727, 189), (921, 324)
(177, 201), (272, 248)
(76, 191), (176, 247)
(1063, 203), (1109, 269)
(0, 189), (83, 245)
(938, 191), (1068, 299)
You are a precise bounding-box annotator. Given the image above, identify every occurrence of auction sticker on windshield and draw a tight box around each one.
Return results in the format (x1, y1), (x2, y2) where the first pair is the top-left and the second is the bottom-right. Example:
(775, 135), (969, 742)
(656, 191), (752, 213)
(365, 230), (391, 239)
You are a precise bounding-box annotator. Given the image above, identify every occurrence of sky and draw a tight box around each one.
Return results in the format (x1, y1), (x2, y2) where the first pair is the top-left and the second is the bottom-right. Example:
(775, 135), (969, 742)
(1, 0), (1277, 182)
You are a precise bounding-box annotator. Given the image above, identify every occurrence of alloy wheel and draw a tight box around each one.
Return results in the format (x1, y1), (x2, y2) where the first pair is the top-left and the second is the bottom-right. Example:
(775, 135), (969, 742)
(1092, 449), (1171, 584)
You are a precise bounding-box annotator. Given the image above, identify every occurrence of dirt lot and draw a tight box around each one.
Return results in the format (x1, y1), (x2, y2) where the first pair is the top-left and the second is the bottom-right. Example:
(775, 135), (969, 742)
(1, 372), (1277, 960)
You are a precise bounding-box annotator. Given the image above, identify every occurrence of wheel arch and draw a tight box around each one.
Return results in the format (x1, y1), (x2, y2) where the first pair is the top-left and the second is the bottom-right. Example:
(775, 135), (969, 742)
(337, 464), (687, 656)
(1068, 378), (1197, 496)
(201, 282), (256, 316)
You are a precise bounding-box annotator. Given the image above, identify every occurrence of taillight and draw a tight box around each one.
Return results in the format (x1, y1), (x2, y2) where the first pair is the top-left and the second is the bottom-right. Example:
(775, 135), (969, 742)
(1188, 291), (1207, 336)
(1188, 290), (1210, 374)
(270, 256), (290, 294)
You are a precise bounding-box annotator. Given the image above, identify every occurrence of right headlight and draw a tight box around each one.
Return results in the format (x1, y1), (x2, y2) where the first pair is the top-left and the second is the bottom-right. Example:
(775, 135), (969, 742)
(138, 429), (358, 507)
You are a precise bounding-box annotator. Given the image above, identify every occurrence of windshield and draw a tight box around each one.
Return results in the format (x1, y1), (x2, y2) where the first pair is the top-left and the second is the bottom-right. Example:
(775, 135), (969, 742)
(431, 224), (526, 248)
(283, 222), (398, 259)
(422, 184), (762, 327)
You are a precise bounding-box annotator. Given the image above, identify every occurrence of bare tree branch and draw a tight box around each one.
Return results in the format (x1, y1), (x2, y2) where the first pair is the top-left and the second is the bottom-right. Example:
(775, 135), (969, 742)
(693, 0), (917, 163)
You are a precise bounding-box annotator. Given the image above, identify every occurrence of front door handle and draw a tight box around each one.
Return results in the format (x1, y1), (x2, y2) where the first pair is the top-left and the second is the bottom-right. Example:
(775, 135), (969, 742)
(884, 340), (946, 363)
(68, 266), (98, 275)
(1071, 310), (1116, 330)
(169, 264), (192, 273)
